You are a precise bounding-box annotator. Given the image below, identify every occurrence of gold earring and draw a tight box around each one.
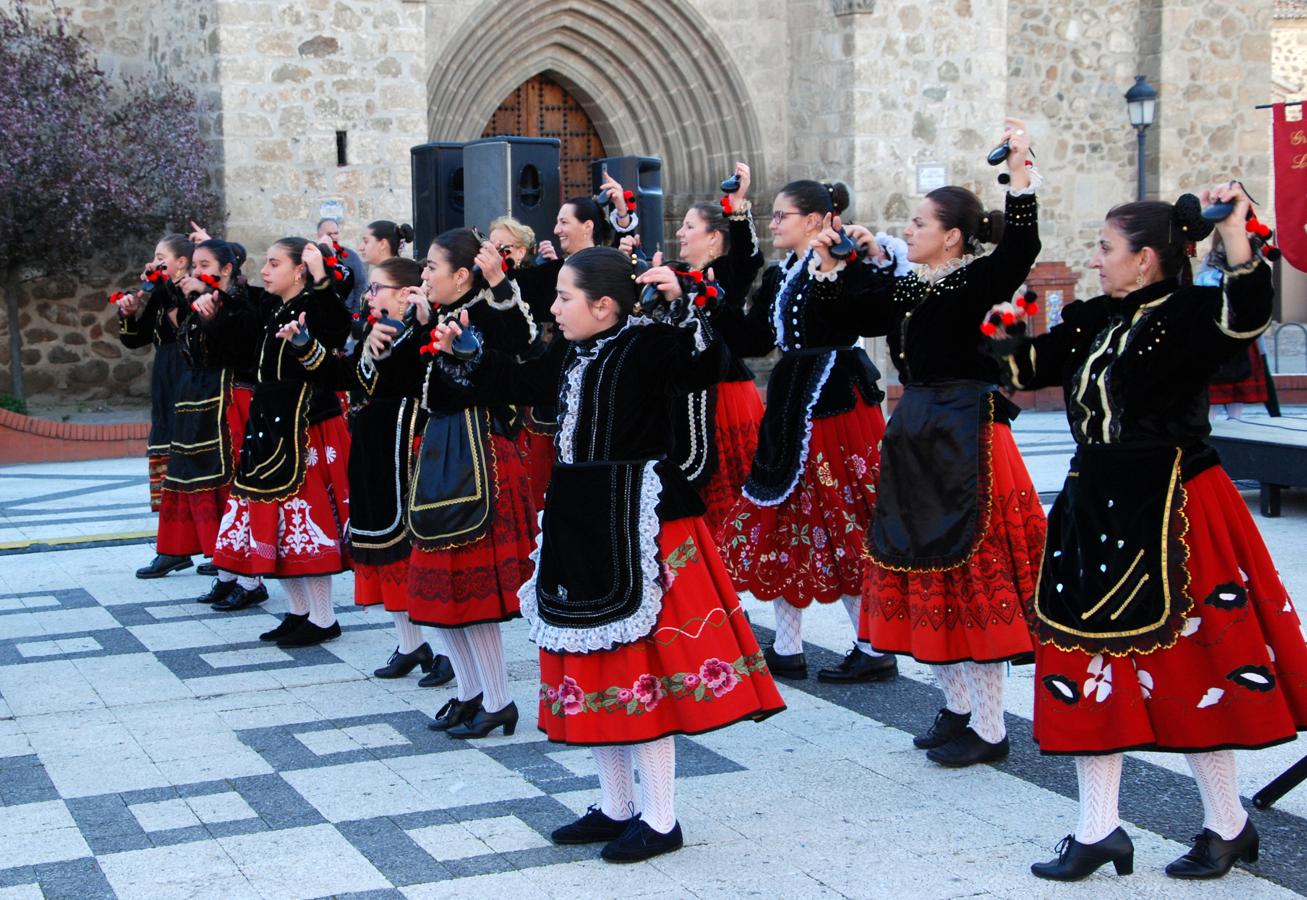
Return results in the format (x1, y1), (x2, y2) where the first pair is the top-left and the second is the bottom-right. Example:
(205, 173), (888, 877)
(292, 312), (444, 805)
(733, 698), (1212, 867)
(1136, 271), (1144, 288)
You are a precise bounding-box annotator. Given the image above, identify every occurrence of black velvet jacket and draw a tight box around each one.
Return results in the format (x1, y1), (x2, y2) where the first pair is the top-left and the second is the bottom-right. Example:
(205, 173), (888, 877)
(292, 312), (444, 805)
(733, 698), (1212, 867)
(118, 280), (183, 349)
(706, 205), (766, 382)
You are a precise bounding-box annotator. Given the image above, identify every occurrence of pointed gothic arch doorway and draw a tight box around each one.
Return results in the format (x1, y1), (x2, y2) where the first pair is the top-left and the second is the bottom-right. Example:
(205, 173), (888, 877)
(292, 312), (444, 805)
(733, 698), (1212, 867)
(481, 74), (606, 201)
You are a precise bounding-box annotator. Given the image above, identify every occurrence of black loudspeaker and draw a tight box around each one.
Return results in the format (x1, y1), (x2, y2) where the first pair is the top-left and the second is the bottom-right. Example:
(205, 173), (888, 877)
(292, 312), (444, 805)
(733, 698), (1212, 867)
(462, 136), (561, 244)
(590, 156), (663, 251)
(410, 141), (465, 256)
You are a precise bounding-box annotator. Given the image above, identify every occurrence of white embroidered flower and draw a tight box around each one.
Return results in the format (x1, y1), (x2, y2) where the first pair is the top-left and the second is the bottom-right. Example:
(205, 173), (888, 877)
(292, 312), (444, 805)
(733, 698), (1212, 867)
(1136, 669), (1154, 700)
(306, 446), (320, 467)
(1083, 654), (1113, 703)
(277, 497), (336, 556)
(1197, 687), (1225, 709)
(325, 445), (337, 464)
(1180, 617), (1201, 638)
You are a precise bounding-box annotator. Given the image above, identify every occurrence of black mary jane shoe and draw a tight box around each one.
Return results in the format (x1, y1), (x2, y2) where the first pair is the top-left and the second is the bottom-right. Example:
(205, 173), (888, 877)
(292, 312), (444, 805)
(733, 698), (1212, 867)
(418, 654), (455, 688)
(1165, 822), (1259, 879)
(925, 727), (1009, 768)
(551, 805), (637, 845)
(373, 643), (435, 679)
(428, 694), (483, 732)
(276, 619), (341, 648)
(194, 578), (237, 605)
(763, 645), (808, 680)
(135, 554), (193, 579)
(601, 819), (684, 863)
(816, 647), (898, 683)
(196, 562), (219, 577)
(210, 583), (269, 612)
(259, 613), (308, 642)
(447, 701), (519, 739)
(913, 708), (972, 750)
(1031, 828), (1135, 881)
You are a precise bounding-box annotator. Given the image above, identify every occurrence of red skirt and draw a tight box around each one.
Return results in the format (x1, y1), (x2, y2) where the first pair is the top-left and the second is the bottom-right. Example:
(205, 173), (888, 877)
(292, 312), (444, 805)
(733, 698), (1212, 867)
(1032, 466), (1307, 755)
(156, 488), (225, 557)
(860, 424), (1044, 664)
(700, 380), (764, 533)
(519, 418), (554, 511)
(538, 516), (786, 745)
(148, 454), (167, 512)
(211, 417), (352, 578)
(1208, 346), (1269, 405)
(718, 402), (884, 607)
(226, 385), (253, 466)
(407, 435), (536, 628)
(355, 559), (410, 611)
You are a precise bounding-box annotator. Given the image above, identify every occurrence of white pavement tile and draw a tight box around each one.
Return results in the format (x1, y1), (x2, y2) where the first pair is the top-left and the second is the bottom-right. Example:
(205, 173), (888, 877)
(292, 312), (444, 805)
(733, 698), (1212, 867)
(0, 885), (46, 900)
(0, 595), (60, 612)
(282, 759), (432, 822)
(127, 621), (225, 652)
(129, 798), (203, 833)
(219, 823), (391, 898)
(385, 750), (544, 810)
(98, 840), (260, 900)
(0, 660), (103, 716)
(185, 791), (258, 825)
(294, 723), (409, 756)
(200, 647), (293, 669)
(406, 822), (492, 861)
(0, 607), (121, 642)
(74, 653), (193, 707)
(408, 815), (549, 861)
(14, 636), (102, 658)
(0, 800), (92, 870)
(401, 870), (541, 900)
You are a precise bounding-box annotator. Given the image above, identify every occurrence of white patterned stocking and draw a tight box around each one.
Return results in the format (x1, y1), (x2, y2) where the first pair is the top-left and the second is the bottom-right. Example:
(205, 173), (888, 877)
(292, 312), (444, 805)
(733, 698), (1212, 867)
(1074, 753), (1124, 844)
(1187, 750), (1248, 840)
(932, 664), (971, 715)
(593, 746), (637, 821)
(841, 595), (883, 656)
(772, 599), (804, 656)
(392, 611), (426, 655)
(436, 628), (483, 702)
(632, 736), (677, 834)
(464, 622), (512, 713)
(961, 660), (1006, 743)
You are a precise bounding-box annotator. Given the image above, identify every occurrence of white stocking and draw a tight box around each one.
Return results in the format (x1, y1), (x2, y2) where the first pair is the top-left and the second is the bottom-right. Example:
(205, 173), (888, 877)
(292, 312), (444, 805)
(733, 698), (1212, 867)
(391, 611), (426, 655)
(301, 576), (335, 628)
(841, 596), (883, 656)
(436, 628), (483, 702)
(1186, 751), (1248, 840)
(961, 660), (1006, 743)
(631, 737), (677, 834)
(772, 600), (804, 656)
(282, 579), (310, 616)
(932, 665), (971, 715)
(464, 623), (512, 713)
(217, 570), (236, 583)
(592, 746), (637, 821)
(1074, 754), (1123, 844)
(237, 575), (261, 590)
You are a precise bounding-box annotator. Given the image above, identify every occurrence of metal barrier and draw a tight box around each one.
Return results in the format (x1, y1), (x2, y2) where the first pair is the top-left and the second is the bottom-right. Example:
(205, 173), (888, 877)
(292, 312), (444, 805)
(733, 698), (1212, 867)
(1272, 322), (1307, 374)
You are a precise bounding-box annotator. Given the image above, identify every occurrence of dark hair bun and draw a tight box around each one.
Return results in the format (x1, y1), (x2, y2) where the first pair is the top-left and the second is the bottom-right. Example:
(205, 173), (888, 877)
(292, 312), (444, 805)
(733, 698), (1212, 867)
(1173, 193), (1215, 242)
(976, 209), (1005, 244)
(397, 223), (415, 243)
(230, 242), (248, 269)
(825, 181), (851, 215)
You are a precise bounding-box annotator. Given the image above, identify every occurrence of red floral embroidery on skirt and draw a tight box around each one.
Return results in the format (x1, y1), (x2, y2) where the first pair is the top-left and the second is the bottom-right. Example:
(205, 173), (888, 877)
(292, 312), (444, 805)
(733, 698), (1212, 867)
(700, 380), (764, 534)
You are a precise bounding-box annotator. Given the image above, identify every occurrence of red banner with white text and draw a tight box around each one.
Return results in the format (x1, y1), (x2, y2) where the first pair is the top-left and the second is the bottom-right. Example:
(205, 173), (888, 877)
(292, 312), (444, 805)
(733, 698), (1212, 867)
(1273, 103), (1307, 271)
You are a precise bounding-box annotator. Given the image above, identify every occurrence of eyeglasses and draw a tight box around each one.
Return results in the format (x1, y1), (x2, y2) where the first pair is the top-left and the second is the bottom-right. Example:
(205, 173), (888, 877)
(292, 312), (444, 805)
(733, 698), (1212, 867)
(366, 282), (401, 295)
(770, 211), (804, 224)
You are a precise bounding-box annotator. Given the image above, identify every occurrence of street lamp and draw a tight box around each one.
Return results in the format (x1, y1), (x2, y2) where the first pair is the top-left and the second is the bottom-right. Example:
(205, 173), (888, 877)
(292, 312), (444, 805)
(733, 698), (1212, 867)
(1124, 75), (1157, 201)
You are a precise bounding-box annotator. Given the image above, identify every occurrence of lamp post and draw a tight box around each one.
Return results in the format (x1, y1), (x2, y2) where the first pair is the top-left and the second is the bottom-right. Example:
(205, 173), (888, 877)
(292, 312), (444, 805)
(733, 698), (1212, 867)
(1124, 75), (1157, 202)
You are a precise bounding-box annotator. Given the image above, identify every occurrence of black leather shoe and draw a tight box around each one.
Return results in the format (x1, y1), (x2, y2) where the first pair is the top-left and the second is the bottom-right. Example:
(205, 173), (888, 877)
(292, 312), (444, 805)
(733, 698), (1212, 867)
(428, 694), (483, 732)
(210, 584), (269, 612)
(196, 562), (219, 577)
(418, 654), (455, 688)
(763, 645), (807, 680)
(926, 727), (1009, 767)
(447, 701), (518, 739)
(1032, 828), (1135, 881)
(601, 819), (684, 863)
(259, 613), (307, 642)
(276, 618), (341, 647)
(373, 643), (435, 679)
(1165, 822), (1259, 879)
(135, 554), (193, 579)
(913, 708), (972, 749)
(551, 805), (637, 844)
(193, 578), (237, 605)
(817, 647), (898, 683)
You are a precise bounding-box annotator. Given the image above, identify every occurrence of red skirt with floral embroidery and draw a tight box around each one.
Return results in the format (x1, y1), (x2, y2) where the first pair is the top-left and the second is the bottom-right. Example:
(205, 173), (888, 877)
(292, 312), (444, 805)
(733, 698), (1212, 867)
(860, 424), (1044, 664)
(355, 558), (410, 611)
(211, 417), (352, 578)
(1032, 466), (1307, 755)
(148, 453), (167, 512)
(407, 434), (536, 628)
(700, 379), (764, 534)
(156, 488), (225, 557)
(538, 516), (786, 745)
(718, 402), (884, 607)
(226, 384), (253, 466)
(518, 417), (554, 511)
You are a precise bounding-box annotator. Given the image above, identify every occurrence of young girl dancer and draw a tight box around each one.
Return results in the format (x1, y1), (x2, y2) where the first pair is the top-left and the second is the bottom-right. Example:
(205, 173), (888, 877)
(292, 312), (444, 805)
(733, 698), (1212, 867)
(429, 245), (783, 861)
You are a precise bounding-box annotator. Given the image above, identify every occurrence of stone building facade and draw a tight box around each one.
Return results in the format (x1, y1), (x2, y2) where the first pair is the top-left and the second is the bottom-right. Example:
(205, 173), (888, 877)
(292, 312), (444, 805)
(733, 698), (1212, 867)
(2, 0), (1304, 398)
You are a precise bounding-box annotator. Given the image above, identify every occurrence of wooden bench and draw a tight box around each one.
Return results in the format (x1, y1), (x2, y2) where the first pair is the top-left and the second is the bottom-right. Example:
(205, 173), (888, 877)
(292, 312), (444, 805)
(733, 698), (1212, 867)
(1207, 417), (1307, 517)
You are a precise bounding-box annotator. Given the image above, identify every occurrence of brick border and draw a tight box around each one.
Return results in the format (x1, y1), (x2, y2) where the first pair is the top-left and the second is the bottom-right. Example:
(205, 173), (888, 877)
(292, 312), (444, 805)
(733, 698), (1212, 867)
(0, 409), (147, 464)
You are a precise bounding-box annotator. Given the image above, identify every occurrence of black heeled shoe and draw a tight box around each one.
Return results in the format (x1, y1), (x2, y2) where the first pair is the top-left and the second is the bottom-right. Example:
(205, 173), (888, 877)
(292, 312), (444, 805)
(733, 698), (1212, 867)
(428, 694), (482, 732)
(926, 727), (1009, 767)
(1165, 821), (1259, 879)
(1031, 827), (1135, 881)
(373, 643), (435, 679)
(135, 554), (193, 579)
(913, 708), (971, 749)
(418, 654), (455, 688)
(763, 645), (807, 680)
(276, 618), (341, 647)
(447, 701), (518, 739)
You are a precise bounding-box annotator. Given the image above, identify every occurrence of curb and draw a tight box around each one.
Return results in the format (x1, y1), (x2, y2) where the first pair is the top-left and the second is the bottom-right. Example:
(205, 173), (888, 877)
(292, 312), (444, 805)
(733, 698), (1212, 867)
(0, 409), (148, 465)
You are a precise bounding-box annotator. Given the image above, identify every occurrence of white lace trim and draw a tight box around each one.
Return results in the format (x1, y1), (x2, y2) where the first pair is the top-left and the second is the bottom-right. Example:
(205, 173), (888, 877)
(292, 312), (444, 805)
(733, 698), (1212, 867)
(875, 232), (914, 277)
(771, 251), (810, 350)
(555, 315), (654, 464)
(481, 280), (538, 344)
(608, 208), (640, 235)
(917, 253), (978, 284)
(807, 253), (845, 282)
(741, 349), (836, 507)
(518, 459), (665, 653)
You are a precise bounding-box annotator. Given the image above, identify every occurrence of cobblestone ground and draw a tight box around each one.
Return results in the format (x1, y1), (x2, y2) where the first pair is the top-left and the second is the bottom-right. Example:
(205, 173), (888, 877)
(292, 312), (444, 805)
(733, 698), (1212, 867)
(0, 410), (1304, 899)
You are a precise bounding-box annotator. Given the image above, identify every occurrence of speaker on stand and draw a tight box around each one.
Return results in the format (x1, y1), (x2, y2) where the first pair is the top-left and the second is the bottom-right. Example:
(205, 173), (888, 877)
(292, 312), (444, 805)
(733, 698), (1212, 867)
(590, 156), (663, 251)
(410, 141), (465, 256)
(462, 136), (562, 244)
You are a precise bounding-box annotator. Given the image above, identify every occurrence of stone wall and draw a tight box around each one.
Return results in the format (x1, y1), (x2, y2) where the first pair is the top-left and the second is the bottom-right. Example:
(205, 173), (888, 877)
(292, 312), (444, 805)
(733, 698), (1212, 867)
(1276, 16), (1307, 96)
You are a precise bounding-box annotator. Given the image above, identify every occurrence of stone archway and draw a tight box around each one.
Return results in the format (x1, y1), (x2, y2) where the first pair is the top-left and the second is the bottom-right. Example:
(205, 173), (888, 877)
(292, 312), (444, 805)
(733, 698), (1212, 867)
(425, 0), (765, 205)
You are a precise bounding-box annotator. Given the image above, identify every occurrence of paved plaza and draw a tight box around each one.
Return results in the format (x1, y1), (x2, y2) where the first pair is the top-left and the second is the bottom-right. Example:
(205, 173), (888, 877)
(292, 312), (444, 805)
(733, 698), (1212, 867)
(0, 410), (1305, 899)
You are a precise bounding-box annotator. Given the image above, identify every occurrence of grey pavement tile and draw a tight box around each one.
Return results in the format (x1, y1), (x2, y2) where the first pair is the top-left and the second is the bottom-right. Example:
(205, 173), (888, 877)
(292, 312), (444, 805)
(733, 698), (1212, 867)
(229, 773), (326, 830)
(97, 838), (260, 900)
(335, 817), (453, 887)
(0, 800), (92, 870)
(0, 755), (59, 807)
(28, 858), (116, 900)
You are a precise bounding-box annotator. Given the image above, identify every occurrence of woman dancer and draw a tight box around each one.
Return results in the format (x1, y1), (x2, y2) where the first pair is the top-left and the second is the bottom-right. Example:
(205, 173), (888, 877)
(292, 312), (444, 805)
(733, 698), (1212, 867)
(359, 220), (415, 267)
(204, 239), (353, 646)
(986, 184), (1307, 880)
(402, 229), (538, 738)
(429, 245), (784, 862)
(715, 180), (892, 684)
(848, 121), (1045, 766)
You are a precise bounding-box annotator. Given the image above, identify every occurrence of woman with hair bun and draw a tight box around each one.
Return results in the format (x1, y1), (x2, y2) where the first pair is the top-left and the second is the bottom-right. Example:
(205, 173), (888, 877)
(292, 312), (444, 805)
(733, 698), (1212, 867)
(841, 119), (1045, 768)
(714, 177), (892, 686)
(987, 183), (1307, 882)
(360, 220), (415, 266)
